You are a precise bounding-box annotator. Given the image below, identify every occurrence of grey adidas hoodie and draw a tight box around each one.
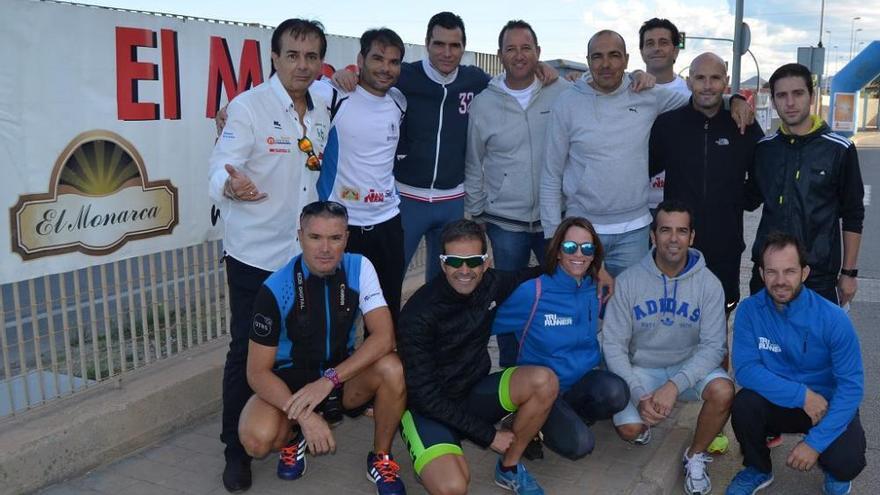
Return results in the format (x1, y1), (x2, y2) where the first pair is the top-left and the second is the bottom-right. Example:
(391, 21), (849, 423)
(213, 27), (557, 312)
(602, 248), (727, 406)
(464, 74), (569, 232)
(540, 74), (689, 238)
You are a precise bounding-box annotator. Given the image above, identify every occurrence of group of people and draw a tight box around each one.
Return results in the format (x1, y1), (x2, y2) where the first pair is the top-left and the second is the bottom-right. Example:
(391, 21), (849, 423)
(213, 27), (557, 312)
(207, 11), (867, 495)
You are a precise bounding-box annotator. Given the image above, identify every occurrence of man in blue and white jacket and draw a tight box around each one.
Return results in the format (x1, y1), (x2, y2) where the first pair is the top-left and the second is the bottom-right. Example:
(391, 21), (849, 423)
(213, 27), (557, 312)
(727, 232), (865, 495)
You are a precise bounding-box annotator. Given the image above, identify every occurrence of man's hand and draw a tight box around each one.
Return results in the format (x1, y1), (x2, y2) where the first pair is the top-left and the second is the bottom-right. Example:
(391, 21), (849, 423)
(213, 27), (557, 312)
(630, 70), (656, 92)
(331, 69), (359, 92)
(224, 164), (267, 201)
(535, 61), (559, 85)
(490, 430), (516, 454)
(596, 265), (615, 304)
(215, 104), (229, 135)
(298, 413), (336, 455)
(837, 274), (858, 306)
(730, 97), (756, 134)
(564, 71), (582, 82)
(803, 388), (828, 425)
(786, 441), (819, 471)
(637, 395), (666, 426)
(284, 377), (334, 421)
(650, 381), (678, 418)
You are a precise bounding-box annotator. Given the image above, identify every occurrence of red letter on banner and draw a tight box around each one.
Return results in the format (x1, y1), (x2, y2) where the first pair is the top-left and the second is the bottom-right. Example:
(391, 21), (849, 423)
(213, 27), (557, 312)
(205, 37), (264, 117)
(160, 29), (180, 120)
(116, 27), (159, 121)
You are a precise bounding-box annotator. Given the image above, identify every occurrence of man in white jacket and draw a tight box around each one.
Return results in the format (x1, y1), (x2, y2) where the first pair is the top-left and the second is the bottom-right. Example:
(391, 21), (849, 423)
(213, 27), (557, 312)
(603, 200), (733, 495)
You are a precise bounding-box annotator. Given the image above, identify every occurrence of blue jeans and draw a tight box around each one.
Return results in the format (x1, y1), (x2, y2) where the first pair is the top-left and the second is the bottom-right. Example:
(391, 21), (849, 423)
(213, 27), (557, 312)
(486, 223), (546, 367)
(599, 226), (650, 278)
(401, 196), (464, 284)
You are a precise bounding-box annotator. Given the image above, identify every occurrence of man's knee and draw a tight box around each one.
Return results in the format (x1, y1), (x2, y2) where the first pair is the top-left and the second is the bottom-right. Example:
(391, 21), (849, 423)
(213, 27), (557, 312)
(518, 366), (559, 403)
(703, 378), (734, 409)
(430, 476), (469, 495)
(374, 353), (406, 394)
(553, 426), (595, 460)
(616, 423), (644, 441)
(731, 388), (764, 418)
(239, 425), (276, 458)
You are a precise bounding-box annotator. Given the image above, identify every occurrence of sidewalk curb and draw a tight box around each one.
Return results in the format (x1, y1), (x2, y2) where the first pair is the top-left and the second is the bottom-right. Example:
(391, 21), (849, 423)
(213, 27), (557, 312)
(0, 339), (227, 494)
(626, 401), (701, 495)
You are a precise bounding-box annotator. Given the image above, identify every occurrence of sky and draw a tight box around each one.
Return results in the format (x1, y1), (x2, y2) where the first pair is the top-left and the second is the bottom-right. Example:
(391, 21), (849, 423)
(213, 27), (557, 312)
(72, 0), (879, 82)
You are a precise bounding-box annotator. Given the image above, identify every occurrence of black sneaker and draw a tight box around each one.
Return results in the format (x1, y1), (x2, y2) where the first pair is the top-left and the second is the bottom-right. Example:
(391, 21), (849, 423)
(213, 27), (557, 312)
(501, 413), (544, 460)
(222, 457), (252, 493)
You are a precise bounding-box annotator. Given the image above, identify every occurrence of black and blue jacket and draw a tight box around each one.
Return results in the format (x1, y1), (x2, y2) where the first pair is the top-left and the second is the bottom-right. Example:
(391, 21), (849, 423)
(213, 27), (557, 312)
(394, 60), (490, 193)
(249, 253), (364, 372)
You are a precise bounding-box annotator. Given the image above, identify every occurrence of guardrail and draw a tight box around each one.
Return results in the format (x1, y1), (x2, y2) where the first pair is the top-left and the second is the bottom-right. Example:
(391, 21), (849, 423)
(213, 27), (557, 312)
(0, 239), (428, 418)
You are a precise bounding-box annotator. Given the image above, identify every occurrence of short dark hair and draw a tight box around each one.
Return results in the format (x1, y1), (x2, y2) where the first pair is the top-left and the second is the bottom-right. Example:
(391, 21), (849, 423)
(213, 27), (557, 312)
(426, 11), (466, 46)
(588, 29), (627, 55)
(360, 28), (405, 59)
(440, 219), (487, 255)
(299, 200), (348, 227)
(760, 231), (808, 268)
(651, 199), (694, 231)
(769, 63), (814, 98)
(544, 217), (604, 279)
(639, 18), (680, 50)
(498, 20), (538, 51)
(272, 18), (327, 59)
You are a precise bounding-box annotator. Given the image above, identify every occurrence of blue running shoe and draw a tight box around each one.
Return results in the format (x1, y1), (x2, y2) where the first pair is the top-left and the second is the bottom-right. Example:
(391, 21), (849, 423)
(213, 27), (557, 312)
(725, 467), (773, 495)
(366, 452), (406, 495)
(823, 472), (852, 495)
(494, 458), (544, 495)
(277, 432), (307, 480)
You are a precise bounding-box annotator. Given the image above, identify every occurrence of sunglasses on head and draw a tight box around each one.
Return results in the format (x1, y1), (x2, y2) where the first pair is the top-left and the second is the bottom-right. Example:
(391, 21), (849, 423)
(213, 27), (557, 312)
(560, 241), (595, 256)
(298, 137), (321, 171)
(439, 254), (488, 268)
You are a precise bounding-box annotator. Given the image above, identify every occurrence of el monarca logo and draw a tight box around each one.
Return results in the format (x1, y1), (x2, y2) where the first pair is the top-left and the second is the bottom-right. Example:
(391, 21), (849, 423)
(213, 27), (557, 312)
(11, 130), (178, 259)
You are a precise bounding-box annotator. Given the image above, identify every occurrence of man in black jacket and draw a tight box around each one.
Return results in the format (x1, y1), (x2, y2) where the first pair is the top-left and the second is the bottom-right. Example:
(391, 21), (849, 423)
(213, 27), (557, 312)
(649, 52), (764, 313)
(397, 219), (557, 495)
(748, 63), (864, 305)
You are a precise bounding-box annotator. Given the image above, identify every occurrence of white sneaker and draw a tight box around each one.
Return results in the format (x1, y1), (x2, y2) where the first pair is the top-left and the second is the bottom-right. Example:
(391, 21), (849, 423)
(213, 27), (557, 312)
(682, 448), (713, 495)
(631, 426), (652, 445)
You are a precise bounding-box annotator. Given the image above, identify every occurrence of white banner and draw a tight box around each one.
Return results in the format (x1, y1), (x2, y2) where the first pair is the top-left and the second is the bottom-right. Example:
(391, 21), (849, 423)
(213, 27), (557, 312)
(0, 0), (463, 284)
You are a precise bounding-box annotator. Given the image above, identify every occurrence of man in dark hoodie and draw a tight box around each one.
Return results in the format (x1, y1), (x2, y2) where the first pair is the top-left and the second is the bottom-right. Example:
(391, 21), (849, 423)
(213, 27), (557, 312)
(748, 63), (864, 306)
(603, 200), (733, 495)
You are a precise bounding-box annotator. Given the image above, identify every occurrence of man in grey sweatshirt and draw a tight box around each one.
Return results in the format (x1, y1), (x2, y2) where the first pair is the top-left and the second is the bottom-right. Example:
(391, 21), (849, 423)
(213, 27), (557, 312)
(464, 20), (570, 367)
(541, 30), (752, 278)
(603, 200), (733, 495)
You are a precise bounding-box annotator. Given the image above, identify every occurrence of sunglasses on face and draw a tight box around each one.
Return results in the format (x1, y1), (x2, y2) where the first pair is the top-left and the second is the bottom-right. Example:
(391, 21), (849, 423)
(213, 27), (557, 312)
(298, 137), (321, 171)
(560, 241), (596, 256)
(439, 254), (488, 268)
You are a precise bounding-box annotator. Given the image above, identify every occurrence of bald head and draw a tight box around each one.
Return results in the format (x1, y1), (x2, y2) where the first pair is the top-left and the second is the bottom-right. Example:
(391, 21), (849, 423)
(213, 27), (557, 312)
(687, 51), (728, 117)
(588, 30), (627, 55)
(689, 52), (726, 77)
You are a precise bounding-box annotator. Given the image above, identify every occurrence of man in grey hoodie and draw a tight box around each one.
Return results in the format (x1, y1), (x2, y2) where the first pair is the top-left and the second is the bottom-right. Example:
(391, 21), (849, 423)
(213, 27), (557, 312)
(464, 20), (570, 368)
(541, 30), (752, 278)
(603, 200), (733, 495)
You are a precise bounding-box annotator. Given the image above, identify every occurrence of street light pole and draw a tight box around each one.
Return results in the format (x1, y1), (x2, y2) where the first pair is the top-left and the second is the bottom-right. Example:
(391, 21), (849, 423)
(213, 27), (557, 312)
(731, 0), (744, 92)
(849, 16), (861, 61)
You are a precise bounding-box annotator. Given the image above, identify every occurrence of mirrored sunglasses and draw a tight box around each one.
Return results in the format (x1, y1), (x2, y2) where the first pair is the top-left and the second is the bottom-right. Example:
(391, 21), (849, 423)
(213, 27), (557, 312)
(560, 241), (595, 256)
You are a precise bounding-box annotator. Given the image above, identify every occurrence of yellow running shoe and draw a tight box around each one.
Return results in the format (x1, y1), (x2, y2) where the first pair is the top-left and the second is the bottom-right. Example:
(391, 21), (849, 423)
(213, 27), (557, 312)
(707, 433), (729, 455)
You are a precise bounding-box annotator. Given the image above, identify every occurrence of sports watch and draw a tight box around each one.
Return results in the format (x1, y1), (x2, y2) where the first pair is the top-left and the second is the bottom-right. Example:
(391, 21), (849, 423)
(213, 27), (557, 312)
(323, 367), (342, 389)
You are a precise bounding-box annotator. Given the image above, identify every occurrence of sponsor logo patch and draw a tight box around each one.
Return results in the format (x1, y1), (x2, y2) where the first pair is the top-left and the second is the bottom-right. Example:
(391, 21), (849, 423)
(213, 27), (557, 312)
(253, 313), (273, 337)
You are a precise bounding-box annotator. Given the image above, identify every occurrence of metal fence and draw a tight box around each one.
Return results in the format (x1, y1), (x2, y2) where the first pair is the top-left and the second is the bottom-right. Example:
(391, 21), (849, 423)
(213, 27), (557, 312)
(0, 239), (428, 418)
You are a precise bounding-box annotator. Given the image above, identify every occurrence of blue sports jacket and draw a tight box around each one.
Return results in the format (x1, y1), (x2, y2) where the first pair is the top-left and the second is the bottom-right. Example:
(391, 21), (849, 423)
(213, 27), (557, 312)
(492, 269), (600, 392)
(733, 287), (863, 453)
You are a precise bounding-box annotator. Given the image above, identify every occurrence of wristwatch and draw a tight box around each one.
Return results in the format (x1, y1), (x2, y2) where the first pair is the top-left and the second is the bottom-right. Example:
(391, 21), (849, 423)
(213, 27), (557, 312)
(323, 367), (342, 389)
(840, 268), (858, 278)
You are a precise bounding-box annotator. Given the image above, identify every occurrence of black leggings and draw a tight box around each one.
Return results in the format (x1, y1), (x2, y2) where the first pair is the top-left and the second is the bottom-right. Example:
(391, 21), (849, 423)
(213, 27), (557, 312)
(731, 388), (866, 481)
(541, 369), (630, 459)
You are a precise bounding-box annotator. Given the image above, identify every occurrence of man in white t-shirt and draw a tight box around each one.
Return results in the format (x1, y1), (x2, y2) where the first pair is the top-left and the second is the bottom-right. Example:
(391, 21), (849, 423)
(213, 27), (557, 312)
(464, 20), (569, 367)
(639, 18), (690, 210)
(312, 28), (408, 323)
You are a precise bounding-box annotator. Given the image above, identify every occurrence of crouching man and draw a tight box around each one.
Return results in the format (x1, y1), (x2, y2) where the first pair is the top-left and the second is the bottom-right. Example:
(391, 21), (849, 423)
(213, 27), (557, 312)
(239, 201), (407, 495)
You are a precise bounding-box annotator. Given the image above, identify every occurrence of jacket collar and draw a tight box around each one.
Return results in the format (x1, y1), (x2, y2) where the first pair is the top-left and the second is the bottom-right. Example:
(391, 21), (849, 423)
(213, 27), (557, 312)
(421, 58), (459, 85)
